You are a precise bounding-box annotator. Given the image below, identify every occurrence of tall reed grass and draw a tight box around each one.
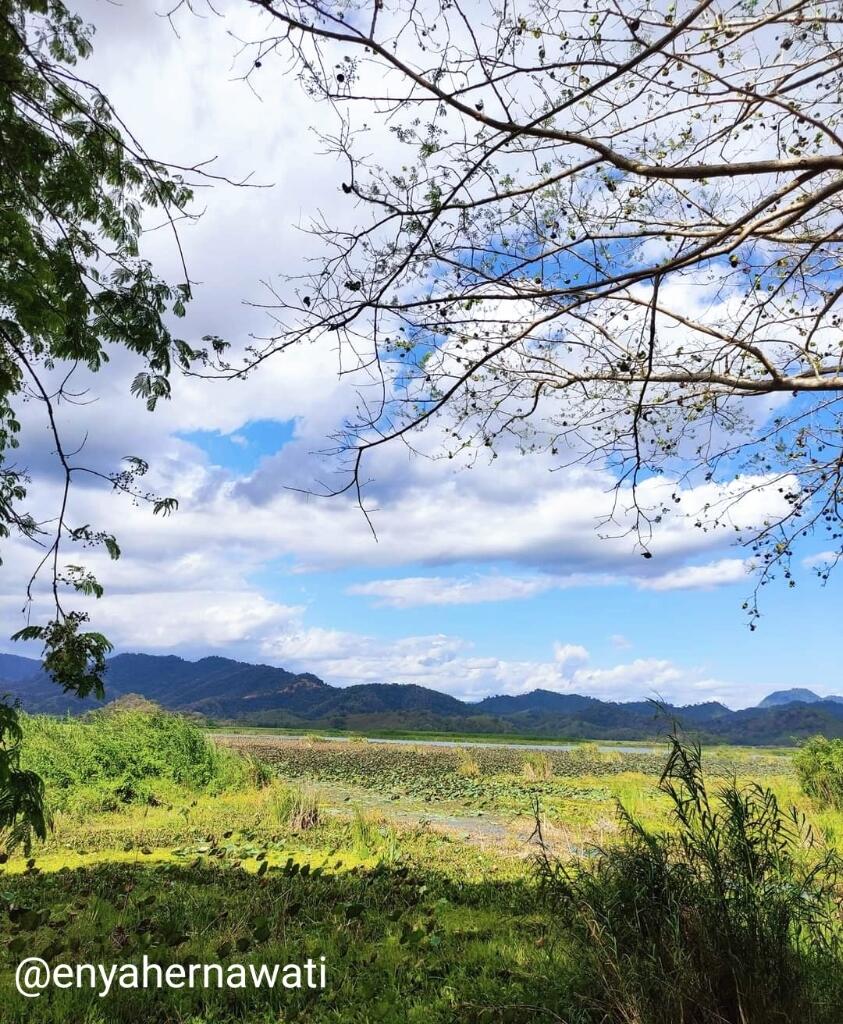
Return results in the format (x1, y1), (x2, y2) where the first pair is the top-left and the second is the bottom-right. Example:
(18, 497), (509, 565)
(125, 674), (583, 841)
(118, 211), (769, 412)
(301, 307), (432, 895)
(537, 734), (843, 1023)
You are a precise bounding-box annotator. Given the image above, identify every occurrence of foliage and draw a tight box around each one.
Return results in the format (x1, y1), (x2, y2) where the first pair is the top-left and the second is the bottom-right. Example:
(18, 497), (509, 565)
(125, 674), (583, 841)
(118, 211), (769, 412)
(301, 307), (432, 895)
(0, 843), (553, 1023)
(795, 736), (843, 810)
(11, 615), (112, 700)
(224, 735), (790, 820)
(538, 734), (843, 1023)
(0, 698), (50, 853)
(18, 707), (249, 813)
(1, 0), (225, 859)
(1, 0), (202, 689)
(0, 728), (555, 1023)
(0, 727), (831, 1022)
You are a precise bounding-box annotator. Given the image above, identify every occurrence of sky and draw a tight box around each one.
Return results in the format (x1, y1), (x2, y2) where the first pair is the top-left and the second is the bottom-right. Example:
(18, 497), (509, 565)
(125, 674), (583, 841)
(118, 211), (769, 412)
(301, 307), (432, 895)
(3, 0), (841, 709)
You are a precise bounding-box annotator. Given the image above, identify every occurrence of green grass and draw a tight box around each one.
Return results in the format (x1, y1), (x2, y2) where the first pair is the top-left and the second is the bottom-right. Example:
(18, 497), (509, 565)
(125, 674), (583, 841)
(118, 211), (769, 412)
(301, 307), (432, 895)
(0, 788), (552, 1023)
(0, 852), (563, 1022)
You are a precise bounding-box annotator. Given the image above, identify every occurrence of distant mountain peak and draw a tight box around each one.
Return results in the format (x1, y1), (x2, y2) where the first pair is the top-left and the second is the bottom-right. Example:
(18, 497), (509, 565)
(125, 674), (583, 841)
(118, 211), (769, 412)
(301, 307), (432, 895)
(758, 688), (822, 708)
(0, 652), (42, 681)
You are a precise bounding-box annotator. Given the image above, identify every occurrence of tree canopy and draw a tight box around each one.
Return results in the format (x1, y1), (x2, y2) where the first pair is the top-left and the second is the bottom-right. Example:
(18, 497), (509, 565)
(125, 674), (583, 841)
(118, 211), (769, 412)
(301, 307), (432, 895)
(196, 0), (843, 620)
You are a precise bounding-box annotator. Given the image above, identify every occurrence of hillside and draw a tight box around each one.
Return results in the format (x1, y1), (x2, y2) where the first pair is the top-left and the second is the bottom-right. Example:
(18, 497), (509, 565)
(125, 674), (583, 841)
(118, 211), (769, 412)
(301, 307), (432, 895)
(2, 651), (842, 745)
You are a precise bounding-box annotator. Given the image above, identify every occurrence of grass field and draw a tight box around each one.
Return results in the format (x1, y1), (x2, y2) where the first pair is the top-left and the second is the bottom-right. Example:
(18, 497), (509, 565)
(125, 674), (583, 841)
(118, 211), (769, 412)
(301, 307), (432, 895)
(2, 717), (841, 1023)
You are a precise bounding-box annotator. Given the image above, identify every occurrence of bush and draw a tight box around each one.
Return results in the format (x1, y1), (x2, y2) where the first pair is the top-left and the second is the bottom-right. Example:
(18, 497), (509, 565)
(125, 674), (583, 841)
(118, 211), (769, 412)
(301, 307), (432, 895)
(795, 736), (843, 809)
(303, 733), (329, 745)
(567, 740), (622, 767)
(538, 734), (843, 1024)
(19, 707), (251, 812)
(0, 700), (49, 853)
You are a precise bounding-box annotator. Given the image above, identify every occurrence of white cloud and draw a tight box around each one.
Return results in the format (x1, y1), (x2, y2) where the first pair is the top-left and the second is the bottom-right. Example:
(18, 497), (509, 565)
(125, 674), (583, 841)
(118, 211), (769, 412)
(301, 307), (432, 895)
(348, 573), (580, 607)
(347, 557), (759, 611)
(801, 551), (838, 569)
(0, 585), (301, 655)
(638, 558), (754, 592)
(261, 627), (742, 705)
(552, 643), (590, 671)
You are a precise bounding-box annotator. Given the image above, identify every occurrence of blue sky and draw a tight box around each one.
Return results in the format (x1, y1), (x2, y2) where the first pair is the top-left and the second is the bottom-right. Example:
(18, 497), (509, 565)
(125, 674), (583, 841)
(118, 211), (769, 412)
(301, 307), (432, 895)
(3, 0), (841, 711)
(178, 420), (297, 474)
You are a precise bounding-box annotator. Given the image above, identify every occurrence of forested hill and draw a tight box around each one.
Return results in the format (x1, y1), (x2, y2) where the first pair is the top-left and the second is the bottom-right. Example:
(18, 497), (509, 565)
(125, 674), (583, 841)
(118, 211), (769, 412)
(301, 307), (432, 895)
(1, 651), (841, 745)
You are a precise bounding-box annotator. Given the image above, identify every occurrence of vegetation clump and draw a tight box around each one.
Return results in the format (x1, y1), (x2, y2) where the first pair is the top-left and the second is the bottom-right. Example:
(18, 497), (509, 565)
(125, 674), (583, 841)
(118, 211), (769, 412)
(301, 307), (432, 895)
(455, 748), (480, 777)
(0, 701), (49, 853)
(268, 782), (321, 831)
(538, 735), (843, 1024)
(522, 752), (553, 781)
(795, 736), (843, 810)
(19, 707), (250, 814)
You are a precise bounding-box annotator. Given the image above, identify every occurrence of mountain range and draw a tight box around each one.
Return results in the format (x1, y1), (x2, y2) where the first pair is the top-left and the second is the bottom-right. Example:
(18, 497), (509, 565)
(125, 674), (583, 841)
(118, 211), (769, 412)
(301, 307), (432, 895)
(1, 652), (842, 745)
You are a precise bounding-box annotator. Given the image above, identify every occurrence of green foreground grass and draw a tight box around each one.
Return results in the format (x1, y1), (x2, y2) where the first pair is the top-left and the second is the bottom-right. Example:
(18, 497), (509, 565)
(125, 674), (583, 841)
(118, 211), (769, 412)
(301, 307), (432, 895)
(3, 711), (843, 1023)
(0, 779), (559, 1023)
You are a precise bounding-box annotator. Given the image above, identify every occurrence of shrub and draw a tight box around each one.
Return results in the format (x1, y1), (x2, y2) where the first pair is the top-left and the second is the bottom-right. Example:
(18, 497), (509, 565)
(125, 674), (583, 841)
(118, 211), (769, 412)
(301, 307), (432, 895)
(349, 806), (399, 862)
(0, 700), (50, 853)
(795, 736), (843, 809)
(242, 754), (273, 790)
(567, 740), (621, 767)
(19, 707), (251, 811)
(538, 734), (843, 1024)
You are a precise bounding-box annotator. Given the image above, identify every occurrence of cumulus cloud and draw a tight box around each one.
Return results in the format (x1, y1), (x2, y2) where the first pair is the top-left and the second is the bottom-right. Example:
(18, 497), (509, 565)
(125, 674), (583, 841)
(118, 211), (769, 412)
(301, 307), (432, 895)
(261, 627), (742, 705)
(78, 591), (302, 651)
(552, 643), (590, 671)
